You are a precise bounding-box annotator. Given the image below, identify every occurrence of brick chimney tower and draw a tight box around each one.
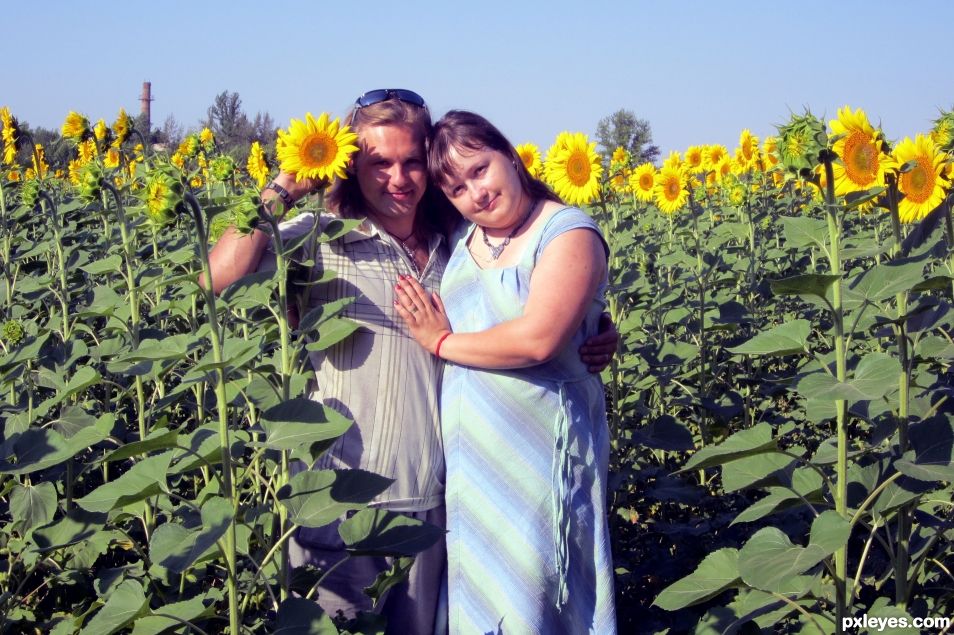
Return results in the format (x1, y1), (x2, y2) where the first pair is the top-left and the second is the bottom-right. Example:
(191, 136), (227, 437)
(139, 81), (152, 134)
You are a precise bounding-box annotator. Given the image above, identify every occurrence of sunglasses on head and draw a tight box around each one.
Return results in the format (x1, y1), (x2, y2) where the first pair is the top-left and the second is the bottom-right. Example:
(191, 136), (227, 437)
(349, 89), (427, 126)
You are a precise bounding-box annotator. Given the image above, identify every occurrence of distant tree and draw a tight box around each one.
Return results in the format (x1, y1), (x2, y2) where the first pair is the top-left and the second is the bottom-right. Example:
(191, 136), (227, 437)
(204, 90), (254, 156)
(250, 111), (276, 145)
(14, 123), (69, 168)
(595, 109), (659, 164)
(156, 114), (184, 150)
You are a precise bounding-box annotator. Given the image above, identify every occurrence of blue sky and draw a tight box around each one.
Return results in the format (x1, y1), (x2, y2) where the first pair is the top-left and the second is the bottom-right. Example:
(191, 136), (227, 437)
(3, 1), (951, 155)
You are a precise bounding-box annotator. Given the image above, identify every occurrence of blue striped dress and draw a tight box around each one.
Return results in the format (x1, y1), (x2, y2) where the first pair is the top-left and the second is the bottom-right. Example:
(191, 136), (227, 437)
(440, 207), (617, 634)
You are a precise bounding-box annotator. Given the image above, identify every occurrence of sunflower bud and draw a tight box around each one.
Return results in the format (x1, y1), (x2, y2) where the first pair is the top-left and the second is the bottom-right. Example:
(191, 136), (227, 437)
(141, 169), (182, 228)
(20, 179), (40, 208)
(931, 110), (954, 154)
(1, 320), (23, 346)
(77, 161), (105, 203)
(776, 111), (827, 177)
(211, 155), (236, 181)
(199, 127), (215, 151)
(231, 190), (265, 235)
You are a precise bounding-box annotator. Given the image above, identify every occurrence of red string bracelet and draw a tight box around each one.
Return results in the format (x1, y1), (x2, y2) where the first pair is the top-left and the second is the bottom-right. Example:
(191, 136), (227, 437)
(435, 332), (451, 359)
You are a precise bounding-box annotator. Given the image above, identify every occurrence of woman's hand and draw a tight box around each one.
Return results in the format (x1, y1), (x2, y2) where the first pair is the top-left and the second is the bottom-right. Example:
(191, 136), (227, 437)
(394, 275), (452, 354)
(580, 312), (619, 373)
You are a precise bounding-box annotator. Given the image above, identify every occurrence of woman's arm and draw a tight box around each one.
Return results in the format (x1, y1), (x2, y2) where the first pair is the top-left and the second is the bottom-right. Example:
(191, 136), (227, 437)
(395, 227), (607, 369)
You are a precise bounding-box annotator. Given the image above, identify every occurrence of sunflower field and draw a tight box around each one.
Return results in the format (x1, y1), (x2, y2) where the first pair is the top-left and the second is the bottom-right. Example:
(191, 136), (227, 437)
(1, 102), (954, 634)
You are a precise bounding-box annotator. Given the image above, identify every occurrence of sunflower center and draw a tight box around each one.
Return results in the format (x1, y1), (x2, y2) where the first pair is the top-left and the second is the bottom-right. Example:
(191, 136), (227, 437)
(665, 178), (680, 200)
(300, 134), (336, 168)
(901, 157), (934, 203)
(566, 152), (591, 186)
(843, 132), (878, 185)
(640, 174), (653, 190)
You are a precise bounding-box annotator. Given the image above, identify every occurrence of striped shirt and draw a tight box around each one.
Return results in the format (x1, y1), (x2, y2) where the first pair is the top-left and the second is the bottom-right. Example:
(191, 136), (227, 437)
(258, 213), (447, 512)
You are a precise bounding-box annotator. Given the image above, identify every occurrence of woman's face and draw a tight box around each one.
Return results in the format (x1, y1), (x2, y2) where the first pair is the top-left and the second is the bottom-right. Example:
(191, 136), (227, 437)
(353, 124), (428, 223)
(440, 146), (527, 229)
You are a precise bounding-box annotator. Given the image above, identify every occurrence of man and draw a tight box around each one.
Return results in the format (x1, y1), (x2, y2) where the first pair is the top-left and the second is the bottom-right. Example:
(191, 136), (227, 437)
(205, 90), (616, 633)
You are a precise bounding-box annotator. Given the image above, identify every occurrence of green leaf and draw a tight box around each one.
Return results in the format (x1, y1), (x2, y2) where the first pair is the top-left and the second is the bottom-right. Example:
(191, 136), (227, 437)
(79, 254), (123, 276)
(796, 353), (900, 401)
(39, 365), (102, 410)
(808, 510), (850, 557)
(130, 590), (222, 635)
(721, 452), (794, 493)
(680, 423), (777, 472)
(278, 469), (393, 528)
(10, 482), (57, 537)
(780, 216), (828, 249)
(79, 579), (149, 635)
(846, 259), (925, 303)
(738, 527), (824, 594)
(895, 416), (954, 482)
(630, 415), (694, 451)
(320, 217), (365, 242)
(727, 319), (811, 356)
(0, 415), (112, 475)
(304, 317), (361, 352)
(148, 497), (233, 573)
(116, 334), (199, 362)
(274, 597), (337, 634)
(220, 270), (279, 309)
(260, 399), (353, 451)
(861, 597), (919, 634)
(298, 297), (355, 333)
(103, 429), (179, 463)
(363, 557), (414, 609)
(844, 186), (885, 210)
(76, 452), (173, 513)
(339, 509), (444, 556)
(32, 508), (108, 551)
(653, 548), (741, 610)
(770, 274), (840, 304)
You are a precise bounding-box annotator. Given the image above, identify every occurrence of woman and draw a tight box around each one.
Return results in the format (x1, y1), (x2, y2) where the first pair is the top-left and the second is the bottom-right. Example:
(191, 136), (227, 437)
(394, 111), (616, 634)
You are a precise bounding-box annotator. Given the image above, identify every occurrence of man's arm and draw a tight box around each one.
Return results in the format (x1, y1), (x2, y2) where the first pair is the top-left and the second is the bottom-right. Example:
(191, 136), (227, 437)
(200, 171), (316, 294)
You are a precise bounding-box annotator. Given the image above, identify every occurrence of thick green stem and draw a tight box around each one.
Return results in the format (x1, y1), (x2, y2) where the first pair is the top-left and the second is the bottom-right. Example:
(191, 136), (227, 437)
(823, 155), (849, 627)
(185, 193), (240, 633)
(38, 193), (71, 342)
(886, 177), (912, 610)
(102, 182), (153, 534)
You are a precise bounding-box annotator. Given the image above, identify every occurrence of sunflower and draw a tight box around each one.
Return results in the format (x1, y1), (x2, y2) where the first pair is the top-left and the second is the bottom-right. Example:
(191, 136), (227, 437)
(246, 141), (270, 188)
(610, 167), (632, 194)
(112, 108), (132, 146)
(762, 136), (780, 170)
(662, 150), (682, 170)
(68, 159), (82, 185)
(6, 170), (20, 182)
(543, 132), (602, 206)
(62, 111), (90, 141)
(199, 127), (215, 150)
(653, 165), (688, 214)
(630, 162), (656, 203)
(2, 143), (15, 166)
(829, 106), (892, 196)
(78, 139), (98, 164)
(714, 156), (732, 184)
(94, 119), (108, 142)
(892, 134), (951, 224)
(735, 129), (760, 172)
(1, 106), (19, 165)
(276, 112), (359, 183)
(704, 145), (728, 172)
(684, 145), (705, 174)
(104, 147), (121, 169)
(31, 144), (48, 179)
(515, 142), (543, 178)
(179, 135), (200, 159)
(544, 131), (572, 168)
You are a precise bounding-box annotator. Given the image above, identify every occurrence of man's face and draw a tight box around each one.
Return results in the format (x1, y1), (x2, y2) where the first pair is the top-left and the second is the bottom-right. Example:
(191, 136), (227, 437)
(353, 124), (428, 224)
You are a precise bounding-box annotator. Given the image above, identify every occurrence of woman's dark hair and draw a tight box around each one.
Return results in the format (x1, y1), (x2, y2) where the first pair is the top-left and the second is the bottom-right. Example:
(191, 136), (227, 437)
(428, 110), (562, 205)
(327, 98), (459, 236)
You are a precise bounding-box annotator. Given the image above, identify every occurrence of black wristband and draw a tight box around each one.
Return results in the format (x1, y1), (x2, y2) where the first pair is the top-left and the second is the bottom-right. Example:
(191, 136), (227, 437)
(265, 180), (294, 208)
